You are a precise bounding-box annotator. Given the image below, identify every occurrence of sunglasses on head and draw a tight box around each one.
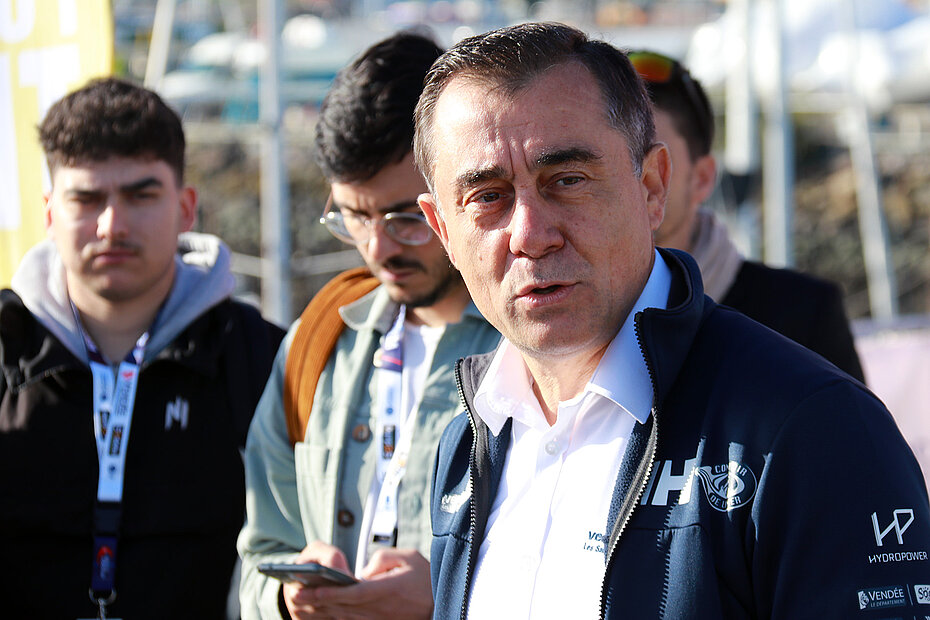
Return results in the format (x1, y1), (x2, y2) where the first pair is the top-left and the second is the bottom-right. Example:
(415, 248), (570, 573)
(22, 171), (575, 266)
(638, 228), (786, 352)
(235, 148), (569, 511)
(628, 50), (713, 155)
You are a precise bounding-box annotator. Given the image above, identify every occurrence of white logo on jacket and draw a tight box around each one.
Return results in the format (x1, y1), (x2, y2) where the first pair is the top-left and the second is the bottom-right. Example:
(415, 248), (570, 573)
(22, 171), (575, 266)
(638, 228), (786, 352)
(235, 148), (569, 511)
(644, 457), (757, 512)
(165, 396), (189, 431)
(440, 478), (472, 513)
(872, 508), (915, 546)
(695, 462), (757, 512)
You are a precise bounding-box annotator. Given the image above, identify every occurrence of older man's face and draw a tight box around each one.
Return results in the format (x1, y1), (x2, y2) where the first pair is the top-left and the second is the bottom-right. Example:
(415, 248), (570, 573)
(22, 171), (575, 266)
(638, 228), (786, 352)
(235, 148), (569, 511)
(419, 62), (669, 363)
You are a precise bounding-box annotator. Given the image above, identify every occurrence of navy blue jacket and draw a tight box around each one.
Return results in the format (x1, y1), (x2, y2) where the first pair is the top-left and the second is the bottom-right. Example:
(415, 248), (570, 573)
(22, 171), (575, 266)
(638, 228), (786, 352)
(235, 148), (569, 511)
(430, 249), (930, 619)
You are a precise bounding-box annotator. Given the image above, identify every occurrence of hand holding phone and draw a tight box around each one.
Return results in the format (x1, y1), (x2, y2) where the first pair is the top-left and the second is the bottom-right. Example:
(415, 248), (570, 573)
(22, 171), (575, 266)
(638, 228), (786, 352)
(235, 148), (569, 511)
(258, 562), (358, 588)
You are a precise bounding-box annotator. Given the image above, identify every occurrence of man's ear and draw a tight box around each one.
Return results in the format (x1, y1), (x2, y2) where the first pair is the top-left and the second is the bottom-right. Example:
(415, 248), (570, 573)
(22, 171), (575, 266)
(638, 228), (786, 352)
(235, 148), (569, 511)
(178, 186), (198, 233)
(691, 153), (717, 205)
(418, 192), (456, 267)
(641, 143), (671, 233)
(44, 191), (54, 237)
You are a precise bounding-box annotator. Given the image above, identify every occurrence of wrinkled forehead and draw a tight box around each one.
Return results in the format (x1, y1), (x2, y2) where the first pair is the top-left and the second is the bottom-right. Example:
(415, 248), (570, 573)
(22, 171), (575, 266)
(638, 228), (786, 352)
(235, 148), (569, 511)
(429, 67), (614, 162)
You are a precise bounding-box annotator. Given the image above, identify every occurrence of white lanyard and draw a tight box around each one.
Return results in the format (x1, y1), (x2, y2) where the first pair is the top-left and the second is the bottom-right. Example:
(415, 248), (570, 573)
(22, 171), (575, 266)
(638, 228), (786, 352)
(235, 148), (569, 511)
(86, 334), (147, 503)
(73, 304), (150, 505)
(369, 306), (419, 546)
(73, 304), (150, 618)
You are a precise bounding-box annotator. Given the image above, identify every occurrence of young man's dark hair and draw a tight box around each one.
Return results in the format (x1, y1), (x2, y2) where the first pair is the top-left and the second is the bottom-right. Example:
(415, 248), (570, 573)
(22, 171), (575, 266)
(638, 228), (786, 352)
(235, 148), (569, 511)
(38, 76), (186, 183)
(314, 30), (443, 183)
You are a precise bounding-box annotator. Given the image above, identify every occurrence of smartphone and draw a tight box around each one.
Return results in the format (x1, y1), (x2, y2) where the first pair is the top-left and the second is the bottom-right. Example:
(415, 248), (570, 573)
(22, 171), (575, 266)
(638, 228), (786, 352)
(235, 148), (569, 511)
(258, 562), (358, 587)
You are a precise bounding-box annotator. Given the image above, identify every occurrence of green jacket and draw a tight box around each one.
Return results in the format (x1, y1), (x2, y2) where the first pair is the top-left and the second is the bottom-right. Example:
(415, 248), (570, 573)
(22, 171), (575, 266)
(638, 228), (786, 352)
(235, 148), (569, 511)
(237, 285), (500, 619)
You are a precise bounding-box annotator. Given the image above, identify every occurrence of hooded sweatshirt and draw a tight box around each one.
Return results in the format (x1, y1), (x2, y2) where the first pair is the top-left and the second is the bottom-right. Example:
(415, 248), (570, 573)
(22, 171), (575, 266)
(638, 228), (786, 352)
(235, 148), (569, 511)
(0, 232), (284, 620)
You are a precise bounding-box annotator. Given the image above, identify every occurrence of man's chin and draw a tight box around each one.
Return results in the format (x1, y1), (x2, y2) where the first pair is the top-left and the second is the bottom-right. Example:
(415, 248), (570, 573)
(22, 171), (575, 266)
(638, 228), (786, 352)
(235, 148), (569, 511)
(85, 276), (149, 304)
(382, 282), (436, 309)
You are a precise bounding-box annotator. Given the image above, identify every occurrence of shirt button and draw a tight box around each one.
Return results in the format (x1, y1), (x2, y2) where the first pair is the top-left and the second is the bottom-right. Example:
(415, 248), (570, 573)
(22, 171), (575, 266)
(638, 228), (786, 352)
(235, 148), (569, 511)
(545, 440), (559, 455)
(351, 424), (371, 442)
(337, 509), (355, 527)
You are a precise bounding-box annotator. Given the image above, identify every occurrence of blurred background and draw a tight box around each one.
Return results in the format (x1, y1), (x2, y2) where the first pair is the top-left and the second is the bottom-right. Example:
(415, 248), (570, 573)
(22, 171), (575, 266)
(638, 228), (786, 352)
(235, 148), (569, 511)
(101, 0), (930, 328)
(4, 0), (930, 377)
(5, 0), (929, 328)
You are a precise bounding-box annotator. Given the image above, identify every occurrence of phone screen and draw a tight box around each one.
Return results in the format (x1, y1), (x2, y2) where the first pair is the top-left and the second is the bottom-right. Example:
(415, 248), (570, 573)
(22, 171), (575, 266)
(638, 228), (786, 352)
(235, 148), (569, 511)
(258, 562), (358, 587)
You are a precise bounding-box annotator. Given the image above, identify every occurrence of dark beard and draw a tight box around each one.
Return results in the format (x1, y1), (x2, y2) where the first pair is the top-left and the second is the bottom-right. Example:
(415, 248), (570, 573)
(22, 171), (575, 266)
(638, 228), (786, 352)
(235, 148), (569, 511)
(403, 264), (464, 309)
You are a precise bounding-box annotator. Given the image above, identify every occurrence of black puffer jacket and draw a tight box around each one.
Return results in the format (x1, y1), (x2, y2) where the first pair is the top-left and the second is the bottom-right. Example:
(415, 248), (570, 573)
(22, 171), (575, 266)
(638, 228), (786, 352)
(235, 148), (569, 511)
(0, 290), (284, 619)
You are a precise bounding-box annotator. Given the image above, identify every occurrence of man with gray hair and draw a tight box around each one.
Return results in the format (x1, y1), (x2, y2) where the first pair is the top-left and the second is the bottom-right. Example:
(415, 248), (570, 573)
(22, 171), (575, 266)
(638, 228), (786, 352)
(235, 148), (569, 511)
(415, 22), (930, 618)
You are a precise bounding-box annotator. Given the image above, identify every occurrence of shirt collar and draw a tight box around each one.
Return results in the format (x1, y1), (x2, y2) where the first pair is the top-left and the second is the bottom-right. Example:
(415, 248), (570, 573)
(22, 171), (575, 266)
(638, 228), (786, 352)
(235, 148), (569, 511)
(473, 250), (671, 435)
(586, 250), (671, 423)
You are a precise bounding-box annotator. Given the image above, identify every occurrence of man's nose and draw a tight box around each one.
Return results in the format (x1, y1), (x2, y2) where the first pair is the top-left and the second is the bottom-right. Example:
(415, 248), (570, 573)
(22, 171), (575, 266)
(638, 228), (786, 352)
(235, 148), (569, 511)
(507, 191), (564, 259)
(97, 200), (130, 240)
(365, 220), (403, 262)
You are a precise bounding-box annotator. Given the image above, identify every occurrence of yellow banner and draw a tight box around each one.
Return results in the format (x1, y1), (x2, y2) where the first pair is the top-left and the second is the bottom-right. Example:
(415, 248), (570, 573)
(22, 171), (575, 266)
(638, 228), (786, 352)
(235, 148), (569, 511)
(0, 0), (113, 287)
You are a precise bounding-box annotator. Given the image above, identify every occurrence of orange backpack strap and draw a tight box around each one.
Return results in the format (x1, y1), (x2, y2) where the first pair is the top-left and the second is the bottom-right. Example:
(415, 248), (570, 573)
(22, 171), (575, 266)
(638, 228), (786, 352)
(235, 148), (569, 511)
(284, 267), (380, 446)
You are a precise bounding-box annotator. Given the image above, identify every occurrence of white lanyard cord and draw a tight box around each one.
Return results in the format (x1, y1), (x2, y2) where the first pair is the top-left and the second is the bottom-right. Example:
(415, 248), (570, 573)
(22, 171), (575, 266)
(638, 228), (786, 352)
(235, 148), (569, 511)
(82, 326), (148, 504)
(369, 306), (417, 547)
(72, 302), (152, 609)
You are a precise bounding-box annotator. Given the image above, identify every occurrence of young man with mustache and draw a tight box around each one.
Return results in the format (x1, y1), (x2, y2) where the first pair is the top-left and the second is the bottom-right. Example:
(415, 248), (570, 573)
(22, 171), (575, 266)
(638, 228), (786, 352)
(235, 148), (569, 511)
(0, 77), (284, 618)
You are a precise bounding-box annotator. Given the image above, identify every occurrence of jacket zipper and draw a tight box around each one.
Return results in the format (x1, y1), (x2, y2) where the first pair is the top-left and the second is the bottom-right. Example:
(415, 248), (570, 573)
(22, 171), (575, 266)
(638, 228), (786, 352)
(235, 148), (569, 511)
(598, 315), (661, 619)
(454, 360), (479, 620)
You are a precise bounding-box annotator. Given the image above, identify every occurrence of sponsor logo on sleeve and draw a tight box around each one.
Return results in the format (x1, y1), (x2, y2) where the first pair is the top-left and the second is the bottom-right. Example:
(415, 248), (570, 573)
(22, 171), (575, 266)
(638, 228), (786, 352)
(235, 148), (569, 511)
(915, 584), (930, 604)
(857, 586), (907, 610)
(872, 509), (915, 546)
(867, 508), (929, 563)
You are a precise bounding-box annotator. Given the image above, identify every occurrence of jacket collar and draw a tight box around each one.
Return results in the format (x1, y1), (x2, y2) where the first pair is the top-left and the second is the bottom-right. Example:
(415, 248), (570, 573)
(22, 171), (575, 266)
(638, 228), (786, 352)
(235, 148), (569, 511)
(637, 247), (710, 408)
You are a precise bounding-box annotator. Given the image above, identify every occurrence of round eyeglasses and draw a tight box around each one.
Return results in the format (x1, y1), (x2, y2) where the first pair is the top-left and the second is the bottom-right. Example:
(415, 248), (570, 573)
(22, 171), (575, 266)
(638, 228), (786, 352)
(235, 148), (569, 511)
(319, 195), (434, 246)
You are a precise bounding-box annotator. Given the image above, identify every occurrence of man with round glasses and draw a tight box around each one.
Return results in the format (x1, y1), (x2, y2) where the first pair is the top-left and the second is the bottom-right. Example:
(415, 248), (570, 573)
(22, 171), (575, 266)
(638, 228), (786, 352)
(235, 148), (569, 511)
(629, 50), (864, 381)
(238, 32), (500, 620)
(321, 199), (434, 247)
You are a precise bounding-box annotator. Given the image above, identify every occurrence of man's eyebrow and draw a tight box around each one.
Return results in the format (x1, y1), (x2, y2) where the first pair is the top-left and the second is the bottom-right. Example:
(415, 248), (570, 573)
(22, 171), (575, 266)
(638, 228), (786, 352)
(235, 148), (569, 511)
(335, 198), (421, 215)
(451, 148), (601, 192)
(63, 187), (105, 198)
(62, 177), (164, 198)
(534, 147), (601, 168)
(119, 177), (164, 193)
(453, 165), (509, 192)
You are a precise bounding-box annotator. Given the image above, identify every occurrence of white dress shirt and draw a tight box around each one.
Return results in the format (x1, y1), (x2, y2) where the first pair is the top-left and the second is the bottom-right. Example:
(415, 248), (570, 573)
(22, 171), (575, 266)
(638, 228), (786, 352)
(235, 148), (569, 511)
(467, 250), (671, 620)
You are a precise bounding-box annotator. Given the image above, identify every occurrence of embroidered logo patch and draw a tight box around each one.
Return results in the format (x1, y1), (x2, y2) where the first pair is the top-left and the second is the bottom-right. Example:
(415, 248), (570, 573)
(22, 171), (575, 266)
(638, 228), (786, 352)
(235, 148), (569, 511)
(696, 461), (757, 512)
